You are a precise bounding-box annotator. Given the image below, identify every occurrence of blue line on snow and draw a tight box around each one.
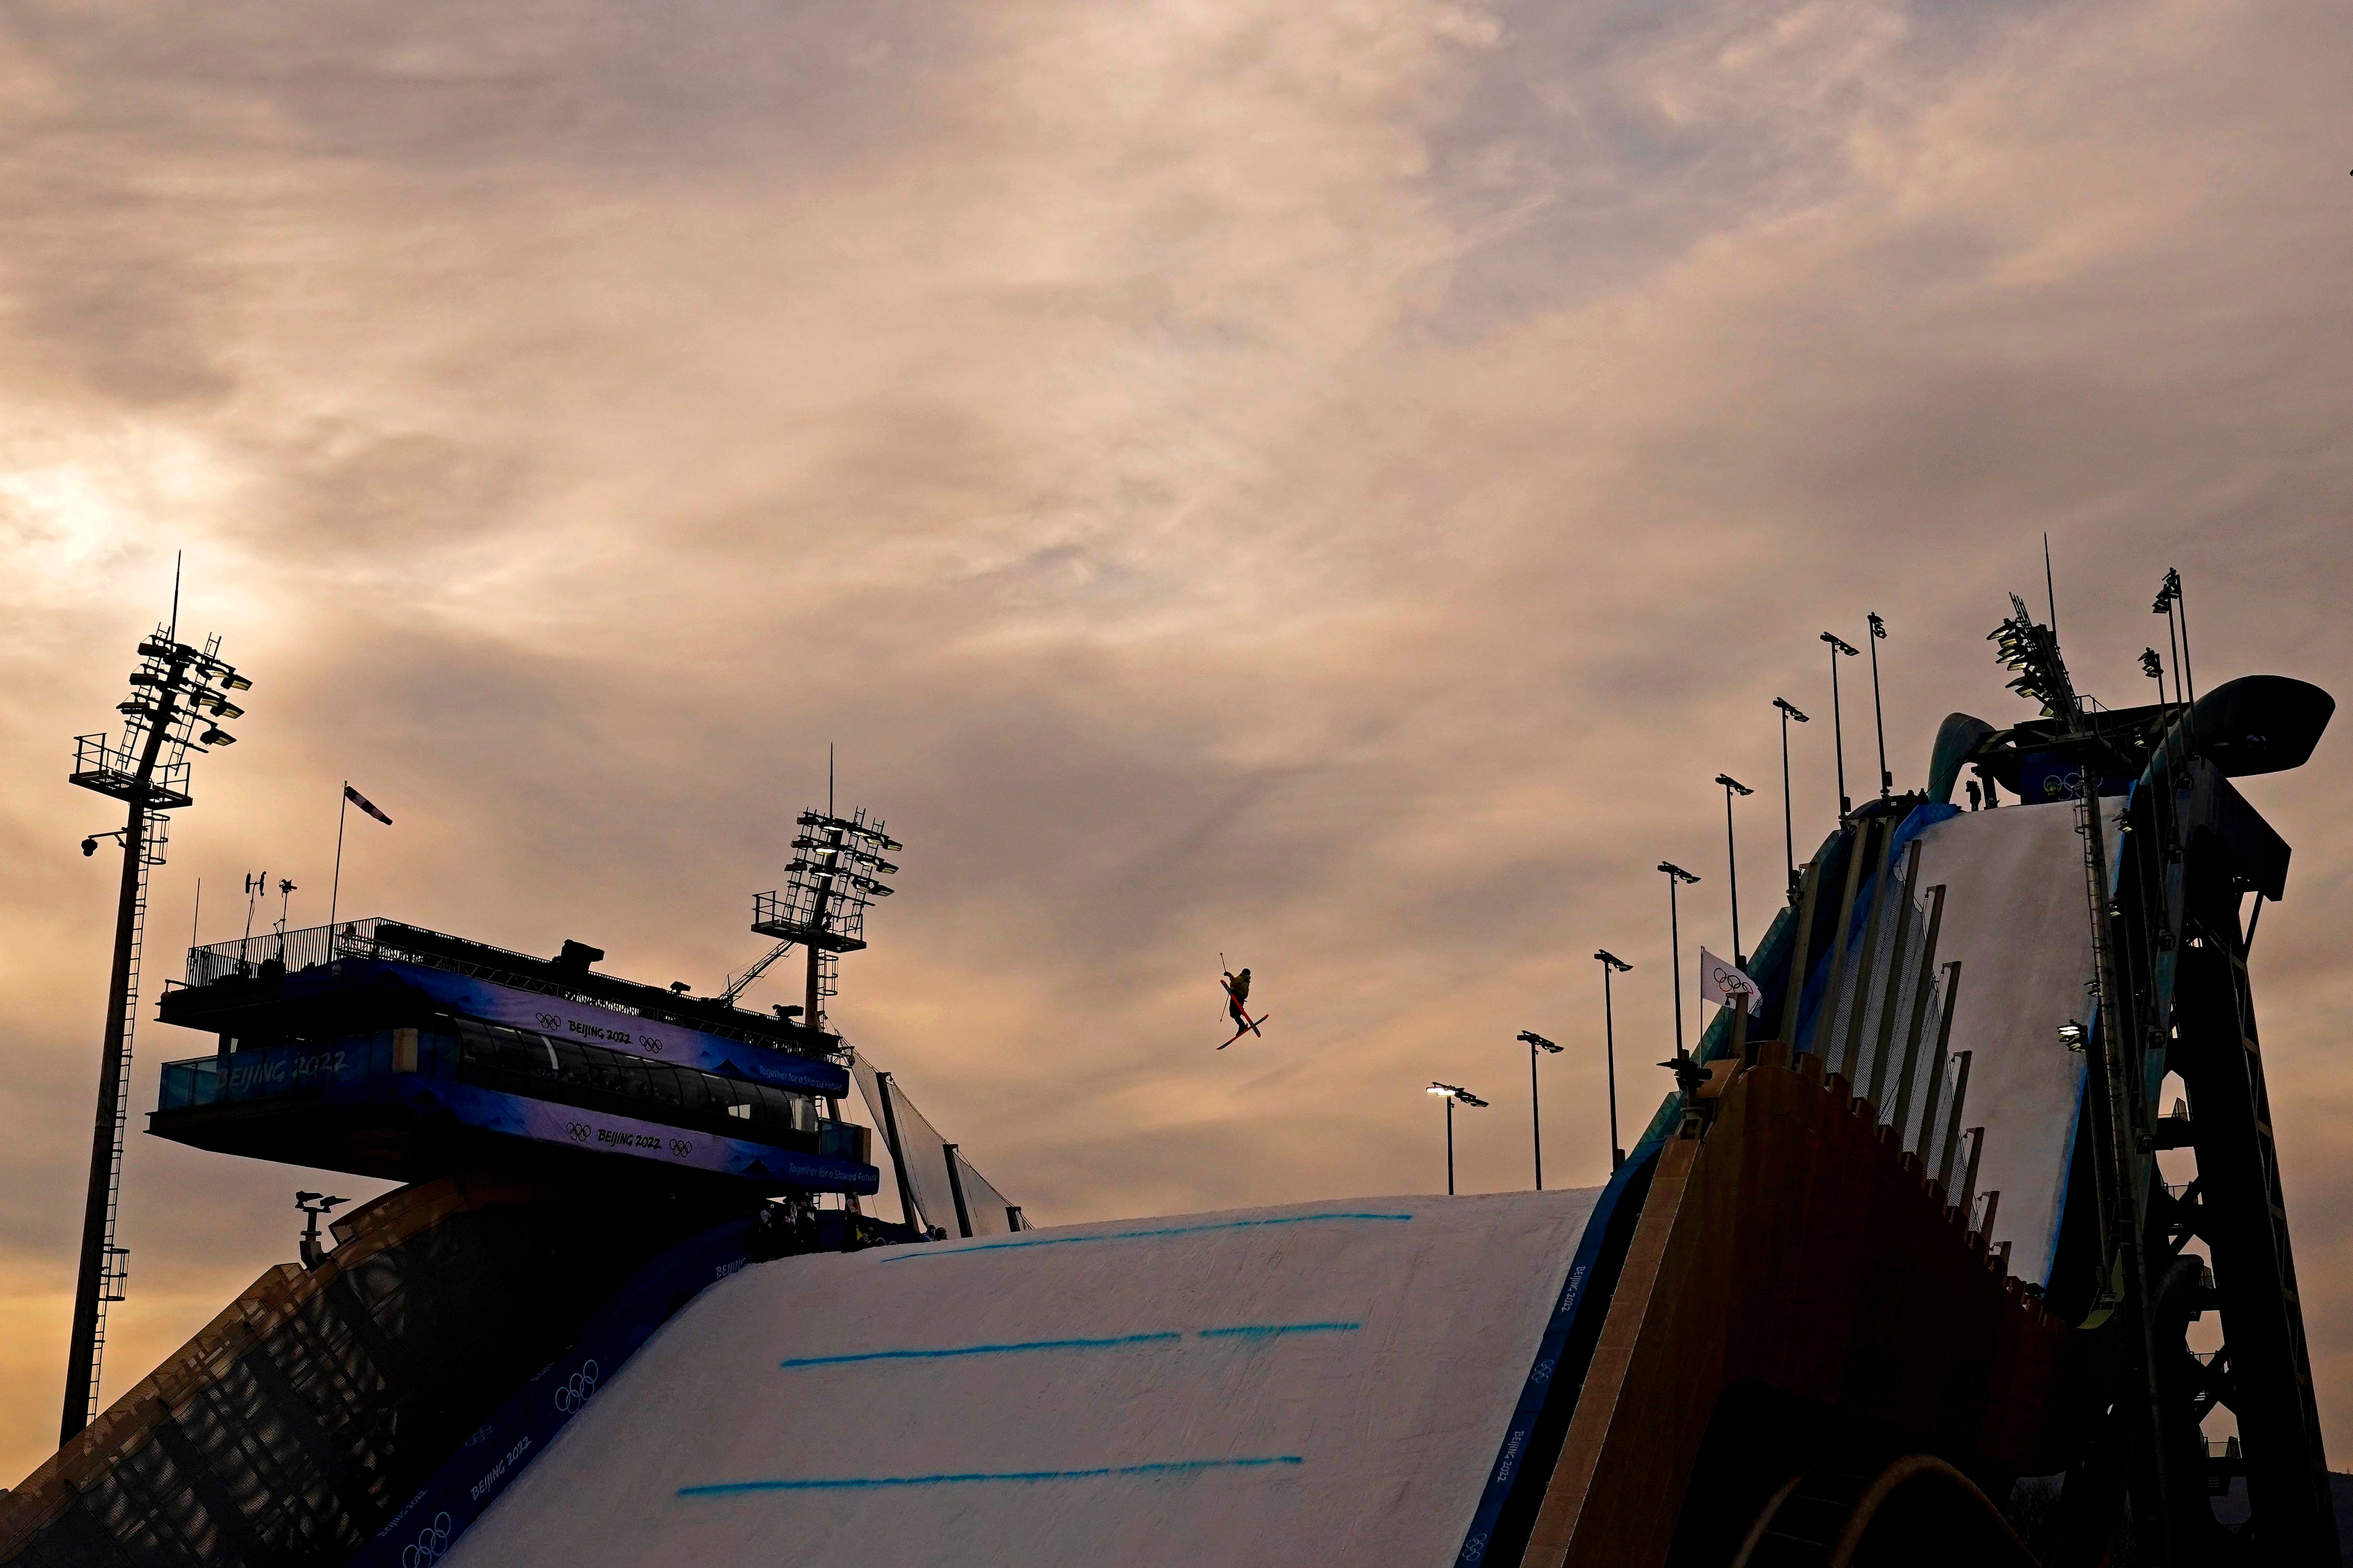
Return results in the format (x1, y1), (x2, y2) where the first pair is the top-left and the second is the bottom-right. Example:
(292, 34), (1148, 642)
(679, 1457), (1304, 1497)
(884, 1212), (1414, 1261)
(778, 1322), (1360, 1369)
(780, 1332), (1180, 1368)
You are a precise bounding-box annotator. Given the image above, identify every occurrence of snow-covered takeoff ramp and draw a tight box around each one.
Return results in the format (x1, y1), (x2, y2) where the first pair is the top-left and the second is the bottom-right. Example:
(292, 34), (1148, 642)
(446, 1190), (1601, 1568)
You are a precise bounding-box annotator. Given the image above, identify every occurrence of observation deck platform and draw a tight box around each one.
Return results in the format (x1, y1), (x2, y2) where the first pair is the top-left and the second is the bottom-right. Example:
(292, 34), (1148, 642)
(151, 919), (878, 1200)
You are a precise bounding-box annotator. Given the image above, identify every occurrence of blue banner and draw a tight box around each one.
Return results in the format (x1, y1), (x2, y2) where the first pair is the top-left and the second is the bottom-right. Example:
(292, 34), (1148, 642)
(439, 1082), (876, 1194)
(292, 959), (850, 1097)
(1453, 1146), (1659, 1566)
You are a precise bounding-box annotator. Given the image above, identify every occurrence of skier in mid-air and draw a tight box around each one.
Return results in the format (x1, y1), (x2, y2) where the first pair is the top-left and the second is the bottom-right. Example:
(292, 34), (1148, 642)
(1218, 964), (1268, 1048)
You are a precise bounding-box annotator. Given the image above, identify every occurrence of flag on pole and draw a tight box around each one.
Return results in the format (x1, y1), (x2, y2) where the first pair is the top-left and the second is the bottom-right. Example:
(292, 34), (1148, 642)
(344, 784), (392, 826)
(1699, 947), (1760, 1012)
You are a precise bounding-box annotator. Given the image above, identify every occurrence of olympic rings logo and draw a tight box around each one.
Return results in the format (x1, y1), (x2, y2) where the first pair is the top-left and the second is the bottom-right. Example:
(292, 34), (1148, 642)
(401, 1512), (453, 1567)
(2043, 766), (2086, 799)
(554, 1360), (600, 1414)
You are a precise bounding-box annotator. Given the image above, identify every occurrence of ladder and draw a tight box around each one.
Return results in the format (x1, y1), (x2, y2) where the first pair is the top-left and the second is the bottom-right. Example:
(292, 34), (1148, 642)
(86, 813), (165, 1423)
(813, 946), (839, 1023)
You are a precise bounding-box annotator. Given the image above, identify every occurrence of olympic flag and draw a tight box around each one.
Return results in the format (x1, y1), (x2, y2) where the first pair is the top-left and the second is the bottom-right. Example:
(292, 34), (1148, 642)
(1699, 947), (1760, 1012)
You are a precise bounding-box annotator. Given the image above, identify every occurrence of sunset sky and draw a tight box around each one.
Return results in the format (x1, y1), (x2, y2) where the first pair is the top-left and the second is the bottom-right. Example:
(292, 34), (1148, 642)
(2, 0), (2348, 1485)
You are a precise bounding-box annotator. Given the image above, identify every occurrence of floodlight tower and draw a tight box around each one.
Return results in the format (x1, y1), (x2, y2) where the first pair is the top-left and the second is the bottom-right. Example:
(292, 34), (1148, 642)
(62, 617), (251, 1442)
(748, 806), (903, 1038)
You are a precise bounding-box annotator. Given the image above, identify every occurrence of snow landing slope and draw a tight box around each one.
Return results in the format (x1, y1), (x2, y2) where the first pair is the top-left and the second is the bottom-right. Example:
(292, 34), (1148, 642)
(445, 1189), (1601, 1568)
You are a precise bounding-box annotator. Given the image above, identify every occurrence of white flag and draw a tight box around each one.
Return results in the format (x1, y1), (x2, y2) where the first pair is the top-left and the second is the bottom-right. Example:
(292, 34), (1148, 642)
(1699, 948), (1760, 1012)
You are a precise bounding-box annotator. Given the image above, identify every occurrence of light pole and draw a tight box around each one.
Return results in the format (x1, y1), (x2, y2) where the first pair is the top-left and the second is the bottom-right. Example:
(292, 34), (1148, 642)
(2153, 582), (2183, 708)
(63, 618), (250, 1441)
(1658, 862), (1702, 1067)
(1517, 1031), (1562, 1189)
(1593, 950), (1633, 1169)
(1821, 632), (1860, 816)
(1426, 1082), (1488, 1195)
(2154, 568), (2194, 707)
(1865, 612), (1891, 798)
(1772, 698), (1809, 900)
(1713, 774), (1753, 965)
(2140, 647), (2165, 707)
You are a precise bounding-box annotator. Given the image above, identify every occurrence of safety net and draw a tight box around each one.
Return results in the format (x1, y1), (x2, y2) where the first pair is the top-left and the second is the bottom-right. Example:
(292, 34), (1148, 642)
(850, 1052), (1025, 1237)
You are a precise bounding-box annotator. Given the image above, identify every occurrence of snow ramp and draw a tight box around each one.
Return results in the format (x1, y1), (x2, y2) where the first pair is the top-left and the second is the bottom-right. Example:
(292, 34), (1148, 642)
(444, 1189), (1604, 1568)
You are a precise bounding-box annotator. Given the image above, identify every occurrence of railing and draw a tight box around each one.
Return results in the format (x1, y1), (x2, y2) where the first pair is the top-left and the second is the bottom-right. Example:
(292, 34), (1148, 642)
(186, 918), (379, 985)
(70, 732), (192, 809)
(752, 887), (869, 952)
(181, 916), (837, 1059)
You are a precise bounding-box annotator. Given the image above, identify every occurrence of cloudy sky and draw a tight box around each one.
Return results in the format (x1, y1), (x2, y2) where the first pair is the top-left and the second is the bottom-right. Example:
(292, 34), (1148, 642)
(2, 0), (2348, 1484)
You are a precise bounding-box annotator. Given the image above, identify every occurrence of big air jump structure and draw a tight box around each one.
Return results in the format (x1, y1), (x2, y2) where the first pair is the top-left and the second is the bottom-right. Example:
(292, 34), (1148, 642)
(0, 611), (2337, 1566)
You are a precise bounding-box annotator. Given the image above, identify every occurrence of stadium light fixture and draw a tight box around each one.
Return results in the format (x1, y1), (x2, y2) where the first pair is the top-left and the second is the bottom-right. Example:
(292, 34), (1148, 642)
(1518, 1031), (1562, 1190)
(2152, 568), (2193, 707)
(1865, 613), (1894, 798)
(1427, 1082), (1486, 1196)
(1772, 698), (1810, 898)
(1822, 632), (1860, 813)
(1593, 950), (1633, 1170)
(1658, 862), (1701, 1070)
(1713, 776), (1753, 965)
